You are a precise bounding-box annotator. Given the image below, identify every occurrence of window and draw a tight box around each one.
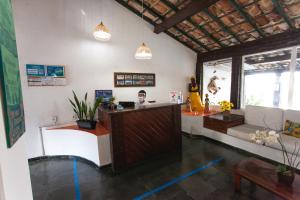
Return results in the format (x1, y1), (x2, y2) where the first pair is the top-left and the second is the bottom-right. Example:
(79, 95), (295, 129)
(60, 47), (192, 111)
(243, 46), (299, 110)
(203, 59), (232, 105)
(292, 48), (300, 110)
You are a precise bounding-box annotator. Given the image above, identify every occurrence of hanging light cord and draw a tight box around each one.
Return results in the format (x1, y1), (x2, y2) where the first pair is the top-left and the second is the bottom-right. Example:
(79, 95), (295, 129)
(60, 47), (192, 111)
(142, 0), (145, 41)
(142, 0), (144, 21)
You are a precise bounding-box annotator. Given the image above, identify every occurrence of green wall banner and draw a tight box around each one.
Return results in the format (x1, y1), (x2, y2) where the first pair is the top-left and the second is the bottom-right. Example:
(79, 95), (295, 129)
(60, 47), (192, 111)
(0, 0), (25, 148)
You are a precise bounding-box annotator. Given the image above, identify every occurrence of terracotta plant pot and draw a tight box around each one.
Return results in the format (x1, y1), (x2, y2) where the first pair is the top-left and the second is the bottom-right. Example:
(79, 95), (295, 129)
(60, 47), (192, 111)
(76, 120), (97, 130)
(277, 172), (295, 185)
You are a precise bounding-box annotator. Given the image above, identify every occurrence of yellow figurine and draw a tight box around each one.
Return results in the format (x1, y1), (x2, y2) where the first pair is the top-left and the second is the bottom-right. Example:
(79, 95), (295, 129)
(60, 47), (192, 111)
(189, 76), (204, 112)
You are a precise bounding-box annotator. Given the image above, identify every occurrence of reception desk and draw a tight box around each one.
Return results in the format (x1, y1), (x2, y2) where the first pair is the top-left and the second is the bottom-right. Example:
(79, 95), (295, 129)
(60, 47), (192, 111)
(99, 103), (182, 173)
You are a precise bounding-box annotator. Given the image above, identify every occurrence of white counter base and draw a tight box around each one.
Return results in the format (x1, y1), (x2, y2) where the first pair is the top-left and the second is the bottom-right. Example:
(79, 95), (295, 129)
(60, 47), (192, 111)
(42, 124), (111, 167)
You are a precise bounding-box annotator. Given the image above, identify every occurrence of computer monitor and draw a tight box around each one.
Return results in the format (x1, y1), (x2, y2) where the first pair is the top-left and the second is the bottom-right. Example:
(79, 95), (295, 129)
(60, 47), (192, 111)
(95, 90), (112, 108)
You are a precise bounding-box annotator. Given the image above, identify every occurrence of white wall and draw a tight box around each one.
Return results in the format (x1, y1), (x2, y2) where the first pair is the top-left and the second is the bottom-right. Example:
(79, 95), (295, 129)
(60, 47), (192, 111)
(12, 0), (196, 158)
(0, 95), (33, 200)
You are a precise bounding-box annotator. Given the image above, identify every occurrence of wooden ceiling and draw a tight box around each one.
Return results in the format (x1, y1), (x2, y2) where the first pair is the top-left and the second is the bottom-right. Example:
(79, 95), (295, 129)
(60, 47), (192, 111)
(116, 0), (300, 53)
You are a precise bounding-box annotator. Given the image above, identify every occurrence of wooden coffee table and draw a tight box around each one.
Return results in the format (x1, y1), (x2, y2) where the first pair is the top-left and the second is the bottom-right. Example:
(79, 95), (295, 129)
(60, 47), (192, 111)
(234, 157), (300, 200)
(203, 113), (244, 134)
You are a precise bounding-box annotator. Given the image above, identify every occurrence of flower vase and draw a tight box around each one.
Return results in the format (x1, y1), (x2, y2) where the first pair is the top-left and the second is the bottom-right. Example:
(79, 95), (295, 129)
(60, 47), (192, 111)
(222, 110), (231, 119)
(277, 171), (295, 186)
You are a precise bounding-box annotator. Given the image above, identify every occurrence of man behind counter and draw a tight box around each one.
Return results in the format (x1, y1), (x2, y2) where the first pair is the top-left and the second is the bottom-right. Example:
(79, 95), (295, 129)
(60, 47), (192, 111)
(137, 90), (156, 105)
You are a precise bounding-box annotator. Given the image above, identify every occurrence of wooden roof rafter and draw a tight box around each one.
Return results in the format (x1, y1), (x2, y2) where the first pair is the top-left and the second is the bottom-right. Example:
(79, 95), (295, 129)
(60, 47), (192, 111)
(271, 0), (296, 30)
(159, 0), (225, 48)
(203, 8), (242, 44)
(228, 0), (265, 37)
(154, 0), (187, 23)
(134, 0), (210, 51)
(117, 0), (300, 54)
(154, 0), (220, 34)
(115, 0), (197, 51)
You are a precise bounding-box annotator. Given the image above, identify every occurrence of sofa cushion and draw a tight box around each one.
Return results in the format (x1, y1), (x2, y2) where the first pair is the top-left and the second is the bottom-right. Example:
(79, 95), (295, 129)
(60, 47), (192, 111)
(266, 134), (300, 154)
(228, 124), (265, 142)
(245, 105), (283, 131)
(283, 109), (300, 128)
(283, 120), (300, 138)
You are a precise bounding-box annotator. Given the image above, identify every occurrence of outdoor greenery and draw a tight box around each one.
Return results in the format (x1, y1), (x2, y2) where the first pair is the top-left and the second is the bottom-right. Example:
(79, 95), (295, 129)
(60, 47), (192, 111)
(69, 91), (103, 121)
(245, 95), (263, 106)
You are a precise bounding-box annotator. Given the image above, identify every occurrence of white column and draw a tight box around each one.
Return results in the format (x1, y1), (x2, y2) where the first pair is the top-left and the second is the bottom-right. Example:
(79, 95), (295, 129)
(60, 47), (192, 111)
(288, 47), (297, 109)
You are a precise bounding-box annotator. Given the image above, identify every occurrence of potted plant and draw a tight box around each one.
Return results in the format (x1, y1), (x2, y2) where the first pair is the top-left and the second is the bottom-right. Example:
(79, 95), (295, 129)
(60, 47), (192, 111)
(108, 96), (116, 111)
(276, 136), (300, 185)
(69, 91), (103, 129)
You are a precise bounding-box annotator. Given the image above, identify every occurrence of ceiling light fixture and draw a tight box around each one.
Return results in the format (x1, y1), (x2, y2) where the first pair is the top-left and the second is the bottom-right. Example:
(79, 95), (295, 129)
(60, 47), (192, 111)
(135, 0), (152, 60)
(135, 42), (152, 60)
(93, 21), (111, 42)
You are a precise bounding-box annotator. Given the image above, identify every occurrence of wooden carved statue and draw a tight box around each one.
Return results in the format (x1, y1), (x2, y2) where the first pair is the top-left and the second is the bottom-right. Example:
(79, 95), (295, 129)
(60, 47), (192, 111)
(188, 77), (204, 112)
(186, 96), (192, 112)
(204, 94), (210, 114)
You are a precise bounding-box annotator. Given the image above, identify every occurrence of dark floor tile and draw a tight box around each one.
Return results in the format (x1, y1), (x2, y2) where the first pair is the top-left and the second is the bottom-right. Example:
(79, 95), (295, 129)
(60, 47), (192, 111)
(30, 136), (279, 200)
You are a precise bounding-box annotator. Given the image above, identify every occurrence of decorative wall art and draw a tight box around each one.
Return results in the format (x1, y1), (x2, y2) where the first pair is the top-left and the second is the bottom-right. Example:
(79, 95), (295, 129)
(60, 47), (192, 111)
(114, 72), (155, 87)
(26, 64), (67, 86)
(0, 0), (26, 148)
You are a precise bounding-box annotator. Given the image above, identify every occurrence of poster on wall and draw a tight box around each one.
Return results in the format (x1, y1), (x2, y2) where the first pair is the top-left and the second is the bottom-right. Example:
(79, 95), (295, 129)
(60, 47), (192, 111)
(26, 64), (67, 86)
(0, 0), (26, 148)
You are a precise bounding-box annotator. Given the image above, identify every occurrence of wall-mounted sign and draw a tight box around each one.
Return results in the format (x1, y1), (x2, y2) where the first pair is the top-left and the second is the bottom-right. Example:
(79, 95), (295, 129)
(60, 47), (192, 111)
(169, 91), (183, 104)
(26, 64), (45, 76)
(114, 72), (155, 87)
(26, 64), (66, 86)
(46, 65), (65, 77)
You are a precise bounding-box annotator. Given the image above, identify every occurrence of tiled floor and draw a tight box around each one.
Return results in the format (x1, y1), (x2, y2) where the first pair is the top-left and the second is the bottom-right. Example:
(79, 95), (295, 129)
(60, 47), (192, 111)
(29, 136), (283, 200)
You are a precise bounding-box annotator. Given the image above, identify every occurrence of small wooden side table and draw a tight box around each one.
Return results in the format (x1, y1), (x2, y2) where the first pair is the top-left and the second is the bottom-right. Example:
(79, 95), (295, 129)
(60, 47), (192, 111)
(234, 157), (300, 200)
(203, 113), (244, 134)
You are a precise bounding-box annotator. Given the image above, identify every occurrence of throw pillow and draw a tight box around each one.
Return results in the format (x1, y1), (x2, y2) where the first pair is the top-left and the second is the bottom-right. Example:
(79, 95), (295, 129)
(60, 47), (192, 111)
(283, 120), (300, 138)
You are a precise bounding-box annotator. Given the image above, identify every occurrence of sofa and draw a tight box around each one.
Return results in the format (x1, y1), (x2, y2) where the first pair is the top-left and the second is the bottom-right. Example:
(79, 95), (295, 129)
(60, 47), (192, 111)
(183, 105), (300, 168)
(228, 105), (300, 156)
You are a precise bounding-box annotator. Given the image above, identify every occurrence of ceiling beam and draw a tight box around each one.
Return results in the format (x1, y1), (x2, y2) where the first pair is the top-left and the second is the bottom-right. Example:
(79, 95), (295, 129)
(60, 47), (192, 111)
(116, 0), (209, 51)
(135, 0), (209, 51)
(154, 0), (220, 34)
(245, 53), (300, 65)
(159, 0), (225, 48)
(114, 0), (195, 51)
(197, 29), (300, 62)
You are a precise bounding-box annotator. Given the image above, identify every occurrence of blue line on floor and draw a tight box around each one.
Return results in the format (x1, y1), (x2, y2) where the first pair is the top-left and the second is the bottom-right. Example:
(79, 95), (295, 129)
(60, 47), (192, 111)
(73, 159), (81, 200)
(133, 157), (224, 200)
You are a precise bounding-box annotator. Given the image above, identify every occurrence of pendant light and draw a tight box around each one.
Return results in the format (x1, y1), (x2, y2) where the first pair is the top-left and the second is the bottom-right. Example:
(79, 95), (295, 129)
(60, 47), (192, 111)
(135, 0), (152, 60)
(93, 21), (111, 42)
(93, 0), (111, 42)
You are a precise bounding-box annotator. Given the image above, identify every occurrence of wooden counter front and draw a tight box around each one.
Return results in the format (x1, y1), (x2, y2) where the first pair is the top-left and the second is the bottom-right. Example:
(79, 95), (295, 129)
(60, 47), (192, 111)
(99, 103), (182, 173)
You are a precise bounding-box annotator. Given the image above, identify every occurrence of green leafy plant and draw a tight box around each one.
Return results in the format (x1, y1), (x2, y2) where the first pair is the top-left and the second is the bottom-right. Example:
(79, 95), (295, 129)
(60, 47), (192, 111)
(109, 96), (116, 105)
(69, 91), (103, 121)
(276, 135), (300, 175)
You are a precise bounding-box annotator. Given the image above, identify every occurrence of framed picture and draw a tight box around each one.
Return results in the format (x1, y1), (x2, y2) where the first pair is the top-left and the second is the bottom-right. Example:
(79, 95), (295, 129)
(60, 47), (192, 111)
(114, 72), (155, 87)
